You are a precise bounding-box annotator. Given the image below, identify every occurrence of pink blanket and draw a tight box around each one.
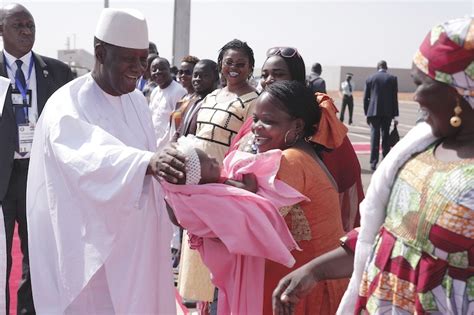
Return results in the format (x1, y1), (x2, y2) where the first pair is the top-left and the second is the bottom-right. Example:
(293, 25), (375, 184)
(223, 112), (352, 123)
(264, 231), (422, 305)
(162, 149), (308, 314)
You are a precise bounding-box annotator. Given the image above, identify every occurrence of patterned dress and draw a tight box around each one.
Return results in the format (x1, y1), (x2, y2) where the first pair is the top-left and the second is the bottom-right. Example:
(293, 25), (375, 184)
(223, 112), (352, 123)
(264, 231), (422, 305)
(177, 89), (258, 302)
(195, 89), (259, 164)
(354, 144), (474, 314)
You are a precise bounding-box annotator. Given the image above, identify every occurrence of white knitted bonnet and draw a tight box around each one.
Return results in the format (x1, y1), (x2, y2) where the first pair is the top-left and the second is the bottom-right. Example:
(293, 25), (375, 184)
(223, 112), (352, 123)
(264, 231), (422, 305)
(176, 135), (202, 185)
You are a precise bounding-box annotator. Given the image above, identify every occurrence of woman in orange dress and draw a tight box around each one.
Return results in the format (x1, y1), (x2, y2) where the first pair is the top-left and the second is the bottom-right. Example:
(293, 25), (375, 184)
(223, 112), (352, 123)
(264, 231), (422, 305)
(230, 47), (363, 232)
(251, 80), (349, 314)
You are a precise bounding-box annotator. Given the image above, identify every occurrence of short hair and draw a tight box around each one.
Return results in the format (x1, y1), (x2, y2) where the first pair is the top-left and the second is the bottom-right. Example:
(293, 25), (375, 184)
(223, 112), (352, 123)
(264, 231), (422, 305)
(147, 53), (159, 65)
(181, 55), (200, 65)
(1, 4), (32, 25)
(153, 57), (170, 69)
(149, 42), (158, 55)
(195, 59), (219, 82)
(217, 39), (255, 74)
(311, 63), (322, 75)
(377, 60), (387, 70)
(264, 80), (321, 137)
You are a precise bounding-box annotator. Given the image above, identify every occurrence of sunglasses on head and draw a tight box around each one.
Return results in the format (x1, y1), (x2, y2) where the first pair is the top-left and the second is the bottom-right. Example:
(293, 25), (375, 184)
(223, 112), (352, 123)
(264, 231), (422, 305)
(266, 47), (300, 58)
(178, 69), (193, 76)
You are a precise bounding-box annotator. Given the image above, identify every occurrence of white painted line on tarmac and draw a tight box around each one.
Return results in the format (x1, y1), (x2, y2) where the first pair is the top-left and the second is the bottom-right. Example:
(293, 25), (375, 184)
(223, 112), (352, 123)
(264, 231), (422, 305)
(348, 132), (371, 140)
(347, 125), (370, 131)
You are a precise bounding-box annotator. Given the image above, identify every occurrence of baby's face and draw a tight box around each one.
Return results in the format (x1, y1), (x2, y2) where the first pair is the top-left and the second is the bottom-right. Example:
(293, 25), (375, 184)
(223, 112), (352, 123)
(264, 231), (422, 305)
(196, 149), (221, 184)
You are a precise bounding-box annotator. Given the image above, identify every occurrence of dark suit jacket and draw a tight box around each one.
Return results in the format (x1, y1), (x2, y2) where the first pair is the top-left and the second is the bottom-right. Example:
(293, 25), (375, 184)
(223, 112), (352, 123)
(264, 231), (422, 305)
(0, 51), (73, 200)
(308, 73), (327, 94)
(363, 70), (399, 118)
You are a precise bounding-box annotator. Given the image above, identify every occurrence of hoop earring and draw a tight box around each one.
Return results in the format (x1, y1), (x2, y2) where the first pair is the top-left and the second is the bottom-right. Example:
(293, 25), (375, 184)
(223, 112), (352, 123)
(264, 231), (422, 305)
(284, 129), (299, 147)
(450, 97), (462, 128)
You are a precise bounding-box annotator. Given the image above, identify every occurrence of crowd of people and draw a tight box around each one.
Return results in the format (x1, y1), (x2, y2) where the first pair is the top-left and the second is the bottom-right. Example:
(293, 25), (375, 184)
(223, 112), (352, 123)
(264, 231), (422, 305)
(0, 3), (472, 315)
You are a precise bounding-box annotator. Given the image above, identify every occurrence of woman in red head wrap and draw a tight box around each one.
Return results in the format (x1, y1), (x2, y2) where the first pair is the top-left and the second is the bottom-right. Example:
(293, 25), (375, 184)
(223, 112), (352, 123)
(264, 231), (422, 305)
(273, 16), (474, 315)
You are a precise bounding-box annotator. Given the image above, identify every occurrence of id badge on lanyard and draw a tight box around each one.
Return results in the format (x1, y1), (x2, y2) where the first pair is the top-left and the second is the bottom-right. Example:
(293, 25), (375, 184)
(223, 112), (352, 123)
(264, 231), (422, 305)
(7, 55), (36, 154)
(12, 89), (34, 154)
(18, 124), (35, 154)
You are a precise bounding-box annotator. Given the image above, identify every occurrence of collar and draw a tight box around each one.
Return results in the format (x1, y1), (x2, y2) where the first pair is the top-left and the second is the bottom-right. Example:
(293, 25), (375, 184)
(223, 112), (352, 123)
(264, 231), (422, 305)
(378, 69), (387, 72)
(3, 50), (33, 68)
(158, 79), (174, 90)
(100, 87), (122, 105)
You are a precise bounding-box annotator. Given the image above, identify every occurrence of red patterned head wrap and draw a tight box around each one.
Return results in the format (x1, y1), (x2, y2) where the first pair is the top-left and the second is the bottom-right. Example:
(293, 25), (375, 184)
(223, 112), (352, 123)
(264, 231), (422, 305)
(413, 16), (474, 108)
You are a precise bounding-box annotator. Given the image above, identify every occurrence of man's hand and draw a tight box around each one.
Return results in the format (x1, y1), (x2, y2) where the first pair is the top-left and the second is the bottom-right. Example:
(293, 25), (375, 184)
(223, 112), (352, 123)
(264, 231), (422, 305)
(366, 117), (371, 126)
(393, 119), (399, 127)
(272, 265), (317, 315)
(148, 143), (186, 184)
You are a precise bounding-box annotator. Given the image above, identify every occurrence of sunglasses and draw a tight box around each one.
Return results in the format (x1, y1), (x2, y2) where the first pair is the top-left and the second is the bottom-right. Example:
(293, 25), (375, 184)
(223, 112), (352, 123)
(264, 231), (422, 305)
(178, 69), (193, 76)
(266, 47), (300, 58)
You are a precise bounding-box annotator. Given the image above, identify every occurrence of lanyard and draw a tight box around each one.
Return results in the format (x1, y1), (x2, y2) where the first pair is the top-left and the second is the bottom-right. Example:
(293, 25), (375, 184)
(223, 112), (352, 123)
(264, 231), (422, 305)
(4, 54), (34, 102)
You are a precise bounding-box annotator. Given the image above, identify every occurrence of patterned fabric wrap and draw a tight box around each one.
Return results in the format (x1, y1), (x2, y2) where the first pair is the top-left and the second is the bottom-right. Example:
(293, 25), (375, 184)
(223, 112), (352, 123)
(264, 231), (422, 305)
(413, 16), (474, 108)
(176, 135), (202, 185)
(355, 143), (474, 314)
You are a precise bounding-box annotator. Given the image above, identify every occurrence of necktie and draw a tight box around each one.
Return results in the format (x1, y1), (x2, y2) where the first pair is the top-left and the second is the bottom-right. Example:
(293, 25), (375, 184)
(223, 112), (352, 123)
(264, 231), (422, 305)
(15, 59), (27, 92)
(14, 60), (27, 124)
(14, 60), (28, 155)
(348, 81), (352, 93)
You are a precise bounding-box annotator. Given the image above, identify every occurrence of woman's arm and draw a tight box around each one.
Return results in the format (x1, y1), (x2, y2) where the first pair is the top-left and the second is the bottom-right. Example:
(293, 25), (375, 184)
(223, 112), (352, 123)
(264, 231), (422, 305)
(272, 246), (354, 315)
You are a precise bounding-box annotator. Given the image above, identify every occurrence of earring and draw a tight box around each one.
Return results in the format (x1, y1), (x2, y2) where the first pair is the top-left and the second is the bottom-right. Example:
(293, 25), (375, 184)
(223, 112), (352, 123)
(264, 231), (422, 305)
(284, 129), (299, 147)
(450, 98), (462, 128)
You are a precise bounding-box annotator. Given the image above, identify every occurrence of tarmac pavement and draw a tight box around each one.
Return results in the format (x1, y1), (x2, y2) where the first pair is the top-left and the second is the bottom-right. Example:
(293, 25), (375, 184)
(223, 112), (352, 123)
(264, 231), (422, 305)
(327, 91), (419, 192)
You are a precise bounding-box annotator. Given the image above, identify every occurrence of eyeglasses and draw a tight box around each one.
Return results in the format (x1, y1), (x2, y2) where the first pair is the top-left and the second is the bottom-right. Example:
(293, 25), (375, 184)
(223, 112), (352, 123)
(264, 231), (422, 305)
(266, 47), (300, 58)
(178, 69), (192, 76)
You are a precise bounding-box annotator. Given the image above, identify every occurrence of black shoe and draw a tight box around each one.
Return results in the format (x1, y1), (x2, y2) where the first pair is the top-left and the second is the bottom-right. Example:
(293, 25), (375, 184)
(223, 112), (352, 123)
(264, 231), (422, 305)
(183, 300), (197, 308)
(370, 163), (377, 171)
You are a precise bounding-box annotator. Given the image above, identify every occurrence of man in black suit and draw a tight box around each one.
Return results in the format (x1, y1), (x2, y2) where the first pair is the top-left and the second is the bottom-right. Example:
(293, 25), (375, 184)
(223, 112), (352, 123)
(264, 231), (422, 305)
(307, 62), (327, 94)
(0, 3), (73, 314)
(363, 60), (398, 171)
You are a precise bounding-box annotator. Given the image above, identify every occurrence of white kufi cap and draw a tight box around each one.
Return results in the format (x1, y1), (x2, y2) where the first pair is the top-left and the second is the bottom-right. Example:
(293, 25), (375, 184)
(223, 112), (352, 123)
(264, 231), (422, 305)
(95, 8), (148, 49)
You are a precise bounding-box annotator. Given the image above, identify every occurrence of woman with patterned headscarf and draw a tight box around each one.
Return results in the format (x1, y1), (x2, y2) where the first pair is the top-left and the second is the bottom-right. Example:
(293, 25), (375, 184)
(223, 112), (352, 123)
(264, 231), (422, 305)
(272, 16), (474, 314)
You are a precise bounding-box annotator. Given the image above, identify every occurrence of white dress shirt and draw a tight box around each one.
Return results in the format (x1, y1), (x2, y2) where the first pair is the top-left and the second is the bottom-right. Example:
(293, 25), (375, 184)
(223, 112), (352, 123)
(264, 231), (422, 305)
(340, 80), (354, 96)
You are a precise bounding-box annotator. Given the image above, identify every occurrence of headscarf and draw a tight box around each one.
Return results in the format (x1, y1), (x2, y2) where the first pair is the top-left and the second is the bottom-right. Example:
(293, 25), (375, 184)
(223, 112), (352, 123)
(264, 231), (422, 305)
(310, 93), (347, 149)
(413, 16), (474, 108)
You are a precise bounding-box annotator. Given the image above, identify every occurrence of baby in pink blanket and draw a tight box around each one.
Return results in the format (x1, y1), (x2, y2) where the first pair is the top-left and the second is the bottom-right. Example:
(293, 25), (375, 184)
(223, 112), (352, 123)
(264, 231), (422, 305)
(173, 134), (258, 190)
(162, 135), (307, 315)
